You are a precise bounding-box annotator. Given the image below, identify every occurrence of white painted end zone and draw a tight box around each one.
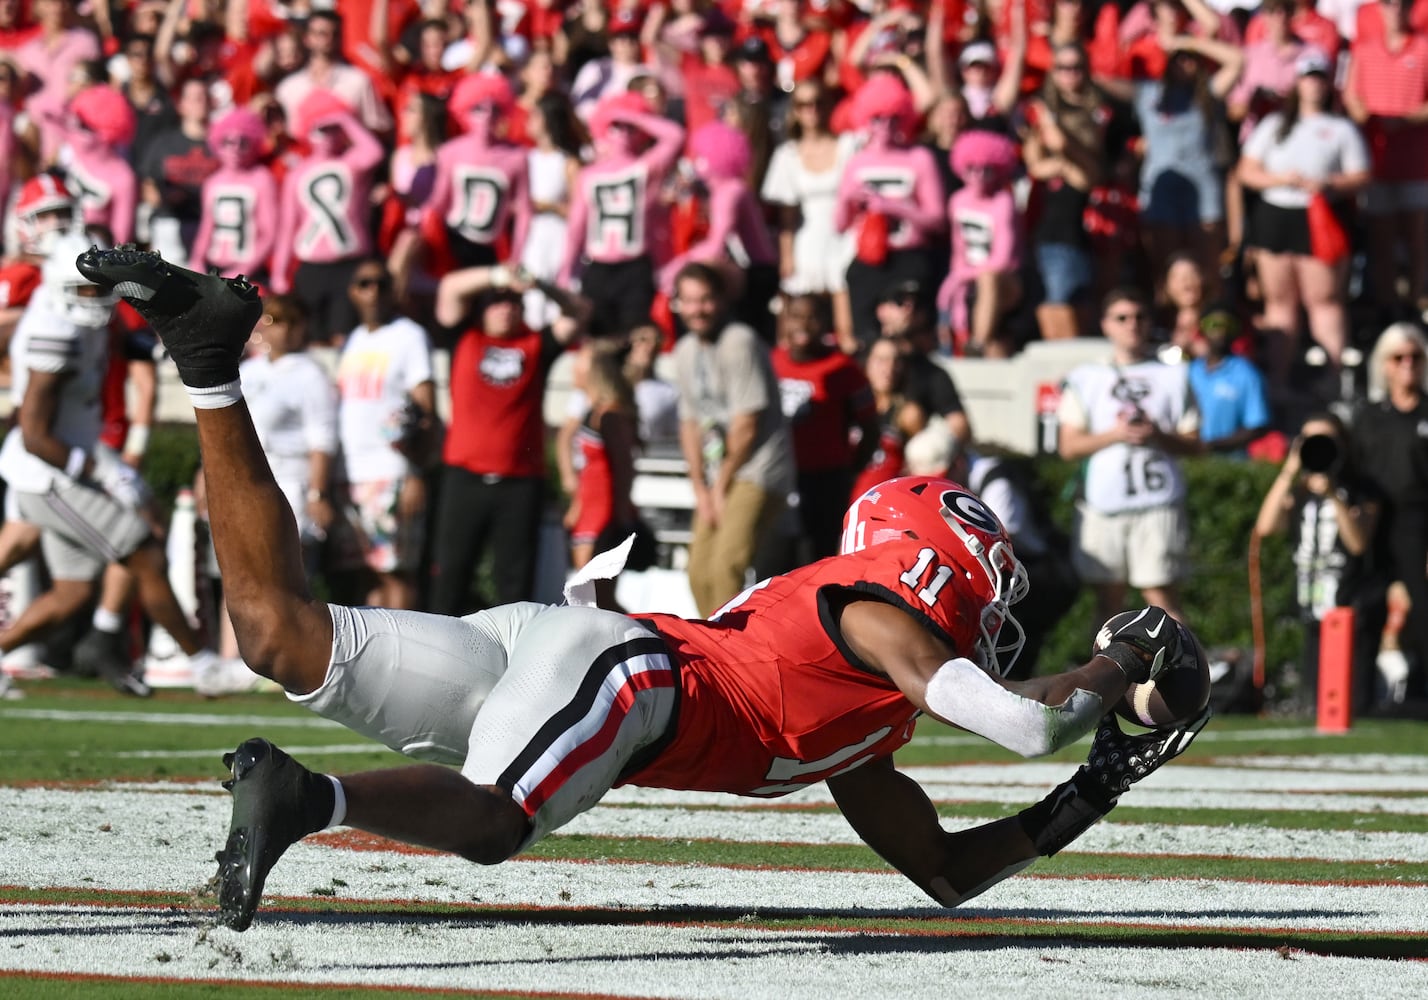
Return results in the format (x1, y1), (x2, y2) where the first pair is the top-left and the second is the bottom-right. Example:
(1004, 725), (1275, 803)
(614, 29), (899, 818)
(2, 787), (1428, 934)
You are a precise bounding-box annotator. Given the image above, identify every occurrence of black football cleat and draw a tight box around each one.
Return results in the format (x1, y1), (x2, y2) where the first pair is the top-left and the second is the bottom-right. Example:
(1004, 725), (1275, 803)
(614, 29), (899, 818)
(73, 628), (151, 698)
(213, 738), (325, 931)
(75, 245), (262, 388)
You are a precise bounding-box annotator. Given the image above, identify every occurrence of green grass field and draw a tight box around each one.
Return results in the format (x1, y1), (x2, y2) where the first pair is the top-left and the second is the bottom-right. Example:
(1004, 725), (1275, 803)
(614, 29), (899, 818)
(3, 684), (1427, 998)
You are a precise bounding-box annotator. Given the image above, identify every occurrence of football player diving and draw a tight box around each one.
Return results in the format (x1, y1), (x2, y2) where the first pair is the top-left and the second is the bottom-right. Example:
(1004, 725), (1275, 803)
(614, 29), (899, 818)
(76, 247), (1212, 932)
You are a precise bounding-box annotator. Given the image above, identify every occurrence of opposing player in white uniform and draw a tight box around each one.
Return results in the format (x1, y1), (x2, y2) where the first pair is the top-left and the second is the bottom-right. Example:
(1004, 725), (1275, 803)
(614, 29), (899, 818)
(0, 234), (238, 694)
(1057, 288), (1202, 626)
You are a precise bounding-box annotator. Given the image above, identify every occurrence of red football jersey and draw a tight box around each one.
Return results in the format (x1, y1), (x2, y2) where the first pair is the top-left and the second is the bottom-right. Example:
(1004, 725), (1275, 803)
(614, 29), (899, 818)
(627, 537), (983, 797)
(0, 261), (42, 309)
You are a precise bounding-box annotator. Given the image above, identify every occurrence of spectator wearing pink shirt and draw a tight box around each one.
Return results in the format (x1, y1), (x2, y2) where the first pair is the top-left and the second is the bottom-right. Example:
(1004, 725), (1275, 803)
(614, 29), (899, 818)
(560, 91), (685, 337)
(660, 121), (780, 343)
(64, 84), (137, 247)
(416, 73), (531, 274)
(938, 130), (1024, 359)
(1344, 0), (1428, 320)
(15, 0), (99, 166)
(189, 108), (280, 283)
(834, 73), (946, 347)
(271, 93), (385, 342)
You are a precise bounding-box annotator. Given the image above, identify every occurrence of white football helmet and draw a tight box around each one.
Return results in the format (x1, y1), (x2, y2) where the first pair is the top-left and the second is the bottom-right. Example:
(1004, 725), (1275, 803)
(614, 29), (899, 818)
(41, 233), (117, 328)
(15, 174), (77, 257)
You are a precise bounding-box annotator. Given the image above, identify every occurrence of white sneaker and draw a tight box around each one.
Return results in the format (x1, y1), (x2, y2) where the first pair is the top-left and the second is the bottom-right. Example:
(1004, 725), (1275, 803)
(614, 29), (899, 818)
(0, 673), (23, 700)
(192, 651), (273, 698)
(1, 660), (56, 680)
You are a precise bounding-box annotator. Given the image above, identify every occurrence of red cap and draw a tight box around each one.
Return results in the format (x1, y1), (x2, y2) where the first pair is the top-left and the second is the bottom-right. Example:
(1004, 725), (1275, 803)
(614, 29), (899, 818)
(610, 8), (643, 36)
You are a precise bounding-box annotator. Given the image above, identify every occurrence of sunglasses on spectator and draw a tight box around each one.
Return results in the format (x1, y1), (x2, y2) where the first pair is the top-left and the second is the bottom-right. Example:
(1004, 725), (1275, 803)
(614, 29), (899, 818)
(1390, 351), (1424, 364)
(352, 276), (391, 291)
(1053, 62), (1085, 73)
(794, 98), (819, 109)
(1109, 310), (1145, 322)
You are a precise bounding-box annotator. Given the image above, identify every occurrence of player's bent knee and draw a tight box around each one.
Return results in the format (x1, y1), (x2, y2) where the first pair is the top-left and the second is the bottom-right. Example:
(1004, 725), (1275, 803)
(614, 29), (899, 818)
(453, 790), (530, 866)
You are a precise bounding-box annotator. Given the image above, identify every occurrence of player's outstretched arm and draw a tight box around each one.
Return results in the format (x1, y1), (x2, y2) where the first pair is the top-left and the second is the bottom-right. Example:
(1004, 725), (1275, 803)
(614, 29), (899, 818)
(838, 598), (1131, 757)
(830, 708), (1211, 908)
(828, 756), (1039, 907)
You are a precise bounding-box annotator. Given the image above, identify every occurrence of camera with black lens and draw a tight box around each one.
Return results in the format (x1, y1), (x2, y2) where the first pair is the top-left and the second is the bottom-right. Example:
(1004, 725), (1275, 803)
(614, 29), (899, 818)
(1299, 433), (1342, 476)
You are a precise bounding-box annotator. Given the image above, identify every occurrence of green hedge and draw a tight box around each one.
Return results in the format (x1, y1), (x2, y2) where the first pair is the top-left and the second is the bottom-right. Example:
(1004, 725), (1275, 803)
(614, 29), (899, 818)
(144, 423), (202, 520)
(145, 425), (1301, 688)
(1032, 455), (1300, 689)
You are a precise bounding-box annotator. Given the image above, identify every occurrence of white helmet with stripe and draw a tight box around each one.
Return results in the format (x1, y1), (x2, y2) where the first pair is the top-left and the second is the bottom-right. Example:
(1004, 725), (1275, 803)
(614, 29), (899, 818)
(16, 174), (78, 257)
(41, 232), (117, 328)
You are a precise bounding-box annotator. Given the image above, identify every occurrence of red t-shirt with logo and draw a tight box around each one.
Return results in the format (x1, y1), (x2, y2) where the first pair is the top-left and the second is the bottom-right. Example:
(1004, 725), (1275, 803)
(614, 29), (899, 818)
(772, 346), (874, 473)
(443, 324), (562, 478)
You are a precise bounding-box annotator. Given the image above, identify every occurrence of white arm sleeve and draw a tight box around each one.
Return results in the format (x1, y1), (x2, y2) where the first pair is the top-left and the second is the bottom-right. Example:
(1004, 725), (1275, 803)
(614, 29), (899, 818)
(923, 657), (1104, 758)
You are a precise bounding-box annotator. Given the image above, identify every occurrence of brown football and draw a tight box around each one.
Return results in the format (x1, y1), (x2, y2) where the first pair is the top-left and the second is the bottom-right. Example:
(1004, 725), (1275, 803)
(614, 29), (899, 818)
(1093, 613), (1212, 729)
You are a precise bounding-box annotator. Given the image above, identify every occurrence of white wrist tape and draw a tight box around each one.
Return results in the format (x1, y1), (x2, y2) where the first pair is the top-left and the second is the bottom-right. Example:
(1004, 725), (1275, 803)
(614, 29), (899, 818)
(924, 657), (1104, 758)
(123, 423), (150, 457)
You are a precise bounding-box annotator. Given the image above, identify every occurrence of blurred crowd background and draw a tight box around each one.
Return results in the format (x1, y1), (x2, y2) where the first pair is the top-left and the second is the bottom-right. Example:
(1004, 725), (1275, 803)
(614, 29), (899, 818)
(0, 0), (1426, 717)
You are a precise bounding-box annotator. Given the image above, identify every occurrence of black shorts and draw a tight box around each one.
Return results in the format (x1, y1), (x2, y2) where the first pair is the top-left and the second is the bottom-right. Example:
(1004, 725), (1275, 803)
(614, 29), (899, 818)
(584, 256), (654, 337)
(447, 230), (499, 269)
(293, 258), (360, 342)
(1249, 201), (1312, 256)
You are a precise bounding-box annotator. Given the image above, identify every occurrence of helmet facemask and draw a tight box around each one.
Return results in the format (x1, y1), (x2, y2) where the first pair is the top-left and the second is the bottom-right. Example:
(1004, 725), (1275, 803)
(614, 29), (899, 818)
(938, 497), (1029, 677)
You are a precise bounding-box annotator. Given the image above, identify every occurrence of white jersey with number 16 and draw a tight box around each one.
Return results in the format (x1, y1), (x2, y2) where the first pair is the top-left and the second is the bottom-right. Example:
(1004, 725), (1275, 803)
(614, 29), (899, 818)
(1058, 359), (1198, 514)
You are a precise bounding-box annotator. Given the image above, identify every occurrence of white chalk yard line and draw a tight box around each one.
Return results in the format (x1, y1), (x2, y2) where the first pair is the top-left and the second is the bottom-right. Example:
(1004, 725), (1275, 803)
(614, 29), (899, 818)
(2, 906), (1425, 1000)
(3, 786), (1428, 918)
(6, 865), (1428, 936)
(0, 744), (396, 761)
(0, 707), (341, 729)
(3, 775), (1428, 999)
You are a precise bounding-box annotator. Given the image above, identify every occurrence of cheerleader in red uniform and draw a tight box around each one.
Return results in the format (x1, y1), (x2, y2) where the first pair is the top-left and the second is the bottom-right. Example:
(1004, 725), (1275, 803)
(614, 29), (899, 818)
(565, 341), (640, 579)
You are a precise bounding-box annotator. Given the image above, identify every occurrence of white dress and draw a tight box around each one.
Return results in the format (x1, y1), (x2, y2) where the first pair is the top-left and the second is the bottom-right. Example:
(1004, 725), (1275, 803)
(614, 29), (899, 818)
(760, 134), (858, 295)
(521, 147), (571, 329)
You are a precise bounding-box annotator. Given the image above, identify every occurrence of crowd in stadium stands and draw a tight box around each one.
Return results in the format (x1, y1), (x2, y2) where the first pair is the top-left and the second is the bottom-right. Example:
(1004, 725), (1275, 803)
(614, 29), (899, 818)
(1, 0), (1428, 712)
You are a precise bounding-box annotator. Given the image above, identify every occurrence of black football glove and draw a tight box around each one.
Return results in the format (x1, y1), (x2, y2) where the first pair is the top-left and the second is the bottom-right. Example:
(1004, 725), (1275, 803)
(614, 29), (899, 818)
(1017, 706), (1211, 857)
(1095, 606), (1182, 684)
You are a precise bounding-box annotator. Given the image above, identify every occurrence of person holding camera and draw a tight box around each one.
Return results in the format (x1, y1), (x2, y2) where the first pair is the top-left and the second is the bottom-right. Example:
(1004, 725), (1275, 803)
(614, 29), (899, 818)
(1350, 322), (1428, 711)
(1255, 413), (1379, 713)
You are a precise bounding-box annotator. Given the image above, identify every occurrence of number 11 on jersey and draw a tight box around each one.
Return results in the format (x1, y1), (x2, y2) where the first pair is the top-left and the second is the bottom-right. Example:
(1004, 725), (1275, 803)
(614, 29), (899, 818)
(900, 547), (953, 607)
